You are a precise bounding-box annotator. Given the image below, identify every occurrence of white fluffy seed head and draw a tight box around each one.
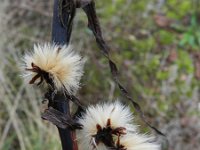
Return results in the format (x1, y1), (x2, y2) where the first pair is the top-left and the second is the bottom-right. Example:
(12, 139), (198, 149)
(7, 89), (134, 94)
(119, 133), (160, 150)
(77, 101), (137, 150)
(21, 43), (84, 94)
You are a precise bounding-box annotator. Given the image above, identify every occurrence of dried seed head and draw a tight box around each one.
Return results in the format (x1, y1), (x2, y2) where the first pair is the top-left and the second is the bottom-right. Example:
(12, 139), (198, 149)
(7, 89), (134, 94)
(21, 43), (84, 94)
(77, 101), (137, 150)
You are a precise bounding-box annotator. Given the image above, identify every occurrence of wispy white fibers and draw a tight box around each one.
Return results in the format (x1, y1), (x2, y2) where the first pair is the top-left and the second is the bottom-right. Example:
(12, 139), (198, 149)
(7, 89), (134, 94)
(21, 43), (84, 94)
(77, 101), (160, 150)
(119, 134), (160, 150)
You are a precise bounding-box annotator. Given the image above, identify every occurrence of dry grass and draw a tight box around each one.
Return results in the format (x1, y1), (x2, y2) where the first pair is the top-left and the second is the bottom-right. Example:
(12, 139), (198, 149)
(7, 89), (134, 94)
(0, 1), (61, 149)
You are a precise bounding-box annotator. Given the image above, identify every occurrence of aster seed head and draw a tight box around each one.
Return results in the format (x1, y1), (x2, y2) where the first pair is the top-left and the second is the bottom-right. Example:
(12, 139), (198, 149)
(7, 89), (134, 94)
(21, 43), (85, 95)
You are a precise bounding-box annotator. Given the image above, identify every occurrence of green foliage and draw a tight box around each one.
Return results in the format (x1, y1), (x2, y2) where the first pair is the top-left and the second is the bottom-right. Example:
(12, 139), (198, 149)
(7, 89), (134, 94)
(176, 50), (194, 74)
(179, 15), (200, 50)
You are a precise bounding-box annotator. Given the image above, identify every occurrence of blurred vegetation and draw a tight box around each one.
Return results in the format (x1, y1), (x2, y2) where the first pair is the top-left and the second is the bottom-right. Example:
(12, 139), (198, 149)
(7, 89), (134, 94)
(0, 0), (200, 150)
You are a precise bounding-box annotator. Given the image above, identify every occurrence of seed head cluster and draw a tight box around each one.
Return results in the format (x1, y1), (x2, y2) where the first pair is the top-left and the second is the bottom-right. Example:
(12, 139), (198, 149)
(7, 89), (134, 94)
(22, 44), (160, 150)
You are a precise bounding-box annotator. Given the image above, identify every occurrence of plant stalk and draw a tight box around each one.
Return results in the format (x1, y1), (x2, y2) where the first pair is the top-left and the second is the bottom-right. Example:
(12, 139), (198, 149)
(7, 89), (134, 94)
(51, 0), (77, 149)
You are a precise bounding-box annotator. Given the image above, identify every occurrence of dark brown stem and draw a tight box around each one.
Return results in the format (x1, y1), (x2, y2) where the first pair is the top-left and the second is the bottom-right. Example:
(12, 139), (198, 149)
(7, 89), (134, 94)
(51, 0), (78, 149)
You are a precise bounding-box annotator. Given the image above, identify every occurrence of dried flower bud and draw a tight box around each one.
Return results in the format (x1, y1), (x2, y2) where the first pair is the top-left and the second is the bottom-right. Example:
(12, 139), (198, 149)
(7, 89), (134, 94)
(21, 43), (84, 94)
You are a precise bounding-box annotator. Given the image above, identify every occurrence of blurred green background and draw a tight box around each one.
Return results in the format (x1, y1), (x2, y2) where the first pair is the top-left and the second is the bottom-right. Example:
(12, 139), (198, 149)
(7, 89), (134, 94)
(0, 0), (200, 150)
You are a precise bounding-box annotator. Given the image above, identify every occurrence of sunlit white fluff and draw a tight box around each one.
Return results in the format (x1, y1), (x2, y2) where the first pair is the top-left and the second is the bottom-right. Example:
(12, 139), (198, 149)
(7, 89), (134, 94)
(22, 43), (84, 94)
(119, 133), (160, 150)
(77, 101), (137, 150)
